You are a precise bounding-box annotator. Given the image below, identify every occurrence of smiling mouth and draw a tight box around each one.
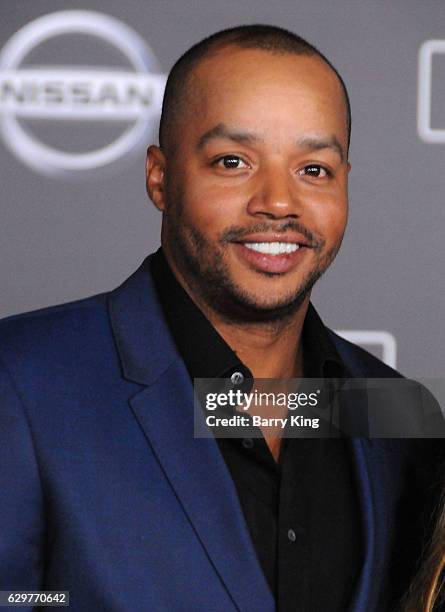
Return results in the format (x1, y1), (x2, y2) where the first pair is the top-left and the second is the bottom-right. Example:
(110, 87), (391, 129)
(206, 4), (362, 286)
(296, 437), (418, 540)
(232, 238), (310, 275)
(243, 241), (300, 255)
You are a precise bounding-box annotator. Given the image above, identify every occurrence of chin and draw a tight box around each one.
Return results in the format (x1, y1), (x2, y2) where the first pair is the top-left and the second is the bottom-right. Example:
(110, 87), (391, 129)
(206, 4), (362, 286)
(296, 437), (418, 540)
(235, 276), (306, 304)
(224, 285), (308, 321)
(240, 291), (295, 310)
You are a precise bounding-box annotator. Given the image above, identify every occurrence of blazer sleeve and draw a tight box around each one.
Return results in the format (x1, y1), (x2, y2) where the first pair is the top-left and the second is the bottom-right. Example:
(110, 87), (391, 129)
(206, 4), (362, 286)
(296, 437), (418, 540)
(0, 357), (45, 598)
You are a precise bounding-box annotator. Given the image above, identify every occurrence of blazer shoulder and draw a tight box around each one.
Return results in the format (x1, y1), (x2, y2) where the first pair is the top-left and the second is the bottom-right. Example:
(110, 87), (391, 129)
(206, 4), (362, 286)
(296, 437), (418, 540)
(0, 291), (108, 324)
(0, 292), (110, 364)
(327, 329), (403, 378)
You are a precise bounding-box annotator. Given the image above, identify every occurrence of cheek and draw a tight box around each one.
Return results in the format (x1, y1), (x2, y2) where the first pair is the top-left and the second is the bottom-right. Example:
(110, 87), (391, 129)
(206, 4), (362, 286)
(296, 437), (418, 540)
(176, 175), (247, 233)
(308, 197), (348, 245)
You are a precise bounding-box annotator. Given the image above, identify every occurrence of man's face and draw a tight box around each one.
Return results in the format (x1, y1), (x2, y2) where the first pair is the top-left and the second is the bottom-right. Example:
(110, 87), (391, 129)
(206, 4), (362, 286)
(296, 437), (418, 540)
(148, 47), (350, 322)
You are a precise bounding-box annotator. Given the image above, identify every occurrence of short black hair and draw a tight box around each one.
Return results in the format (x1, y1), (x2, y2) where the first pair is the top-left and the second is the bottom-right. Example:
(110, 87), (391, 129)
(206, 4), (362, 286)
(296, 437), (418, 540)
(159, 24), (351, 153)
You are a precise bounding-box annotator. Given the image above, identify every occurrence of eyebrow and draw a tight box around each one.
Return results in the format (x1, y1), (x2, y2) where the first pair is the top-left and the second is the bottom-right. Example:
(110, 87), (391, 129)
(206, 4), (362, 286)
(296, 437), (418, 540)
(196, 122), (345, 162)
(196, 123), (262, 150)
(296, 135), (345, 162)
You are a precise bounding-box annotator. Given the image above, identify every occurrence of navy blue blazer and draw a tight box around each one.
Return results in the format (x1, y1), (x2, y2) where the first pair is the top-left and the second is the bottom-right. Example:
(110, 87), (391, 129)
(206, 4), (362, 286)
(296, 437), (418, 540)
(0, 255), (439, 611)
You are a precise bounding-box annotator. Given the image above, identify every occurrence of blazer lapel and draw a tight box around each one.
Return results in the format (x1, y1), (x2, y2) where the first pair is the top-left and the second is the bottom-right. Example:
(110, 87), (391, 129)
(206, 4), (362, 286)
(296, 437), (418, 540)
(108, 256), (274, 612)
(347, 438), (379, 612)
(130, 360), (274, 612)
(331, 334), (382, 611)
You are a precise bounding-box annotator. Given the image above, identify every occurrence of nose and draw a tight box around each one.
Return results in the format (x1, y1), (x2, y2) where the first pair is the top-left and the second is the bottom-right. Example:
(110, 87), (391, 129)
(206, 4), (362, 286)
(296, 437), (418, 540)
(246, 165), (301, 219)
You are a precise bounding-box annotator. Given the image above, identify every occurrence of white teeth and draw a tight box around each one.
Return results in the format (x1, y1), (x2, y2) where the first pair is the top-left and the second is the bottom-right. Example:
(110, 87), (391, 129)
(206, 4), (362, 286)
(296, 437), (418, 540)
(244, 242), (300, 255)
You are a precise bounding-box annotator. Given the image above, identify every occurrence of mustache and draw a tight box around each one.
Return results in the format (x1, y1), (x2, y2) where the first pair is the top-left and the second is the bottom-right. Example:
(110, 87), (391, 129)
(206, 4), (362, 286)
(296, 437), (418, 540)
(220, 221), (324, 249)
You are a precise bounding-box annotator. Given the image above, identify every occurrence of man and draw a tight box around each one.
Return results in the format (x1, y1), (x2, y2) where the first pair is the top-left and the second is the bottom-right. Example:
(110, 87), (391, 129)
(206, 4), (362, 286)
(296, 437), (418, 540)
(0, 25), (440, 612)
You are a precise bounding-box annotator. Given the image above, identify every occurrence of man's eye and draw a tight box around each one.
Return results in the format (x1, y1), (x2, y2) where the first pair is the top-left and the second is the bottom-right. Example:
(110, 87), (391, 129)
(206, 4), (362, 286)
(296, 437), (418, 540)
(215, 156), (249, 169)
(298, 165), (329, 178)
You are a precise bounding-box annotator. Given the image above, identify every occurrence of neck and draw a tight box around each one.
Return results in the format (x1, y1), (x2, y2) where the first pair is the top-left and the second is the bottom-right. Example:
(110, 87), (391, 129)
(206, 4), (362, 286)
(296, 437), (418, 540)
(163, 248), (309, 379)
(202, 303), (308, 379)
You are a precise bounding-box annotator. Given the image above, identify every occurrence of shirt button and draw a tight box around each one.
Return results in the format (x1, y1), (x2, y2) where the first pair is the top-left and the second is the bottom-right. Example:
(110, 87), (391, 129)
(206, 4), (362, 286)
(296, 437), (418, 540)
(231, 371), (244, 385)
(287, 529), (297, 542)
(242, 438), (254, 449)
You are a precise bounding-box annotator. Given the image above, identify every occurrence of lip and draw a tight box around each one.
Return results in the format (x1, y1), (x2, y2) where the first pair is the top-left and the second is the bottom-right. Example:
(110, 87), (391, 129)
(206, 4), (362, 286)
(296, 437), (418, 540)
(233, 240), (310, 274)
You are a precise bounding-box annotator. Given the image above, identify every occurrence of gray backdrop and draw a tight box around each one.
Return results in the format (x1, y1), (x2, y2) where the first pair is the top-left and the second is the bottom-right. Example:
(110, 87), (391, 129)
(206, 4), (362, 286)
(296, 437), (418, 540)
(1, 0), (444, 377)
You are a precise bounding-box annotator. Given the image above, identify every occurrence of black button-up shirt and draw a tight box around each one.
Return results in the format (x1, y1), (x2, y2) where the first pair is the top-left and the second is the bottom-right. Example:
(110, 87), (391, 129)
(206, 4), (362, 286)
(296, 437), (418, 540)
(150, 248), (362, 612)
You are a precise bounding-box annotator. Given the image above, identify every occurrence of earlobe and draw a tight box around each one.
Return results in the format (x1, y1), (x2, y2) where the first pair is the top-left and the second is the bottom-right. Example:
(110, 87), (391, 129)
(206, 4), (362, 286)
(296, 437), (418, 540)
(146, 145), (166, 212)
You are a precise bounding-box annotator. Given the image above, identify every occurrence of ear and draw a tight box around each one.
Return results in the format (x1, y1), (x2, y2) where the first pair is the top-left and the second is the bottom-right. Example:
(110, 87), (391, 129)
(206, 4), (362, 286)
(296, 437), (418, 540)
(347, 161), (351, 173)
(146, 145), (167, 212)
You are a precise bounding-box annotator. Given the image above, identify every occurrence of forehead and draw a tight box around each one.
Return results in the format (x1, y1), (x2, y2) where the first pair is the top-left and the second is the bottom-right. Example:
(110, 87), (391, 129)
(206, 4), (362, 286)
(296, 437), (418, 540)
(184, 47), (348, 144)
